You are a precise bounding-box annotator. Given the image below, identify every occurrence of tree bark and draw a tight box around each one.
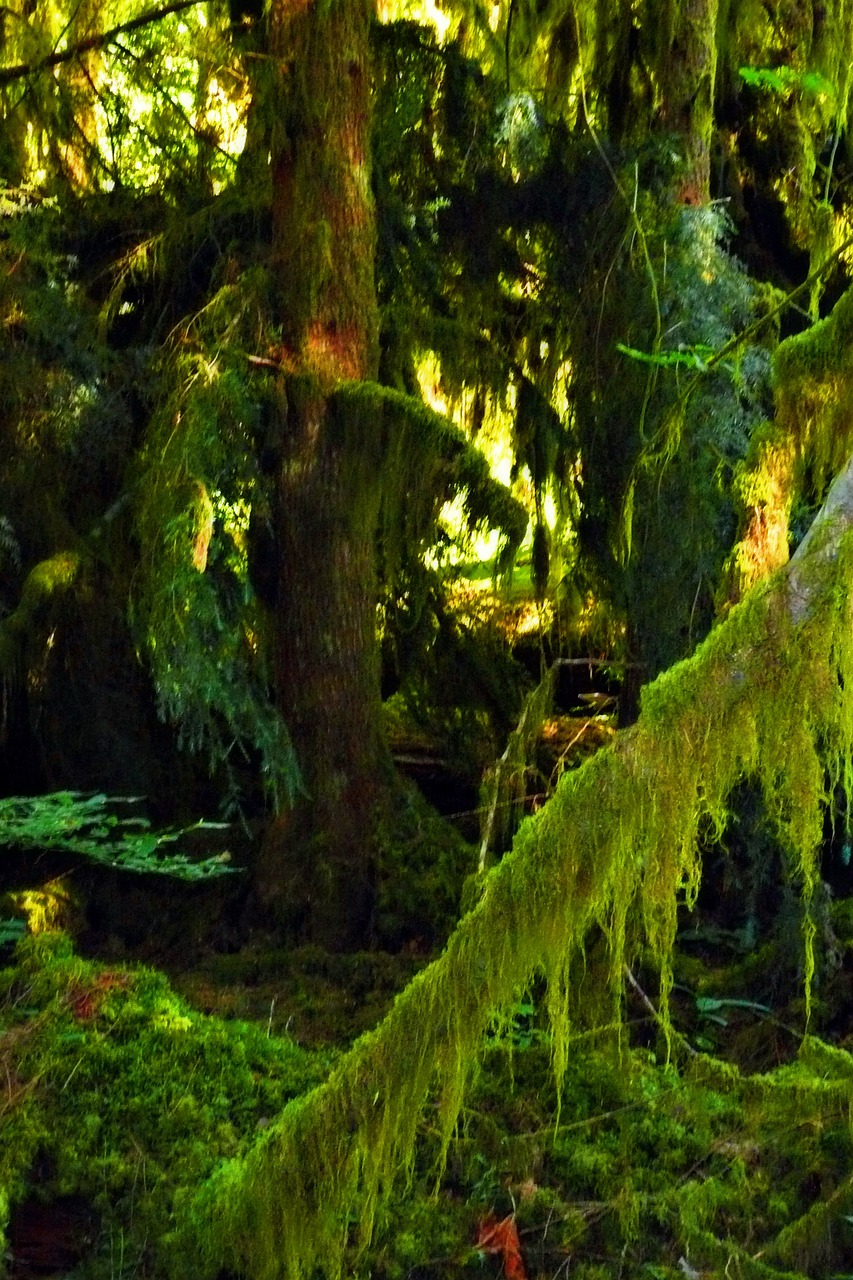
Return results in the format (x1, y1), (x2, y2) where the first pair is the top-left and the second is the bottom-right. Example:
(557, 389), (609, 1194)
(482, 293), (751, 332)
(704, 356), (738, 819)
(256, 388), (391, 947)
(253, 0), (389, 947)
(657, 0), (719, 203)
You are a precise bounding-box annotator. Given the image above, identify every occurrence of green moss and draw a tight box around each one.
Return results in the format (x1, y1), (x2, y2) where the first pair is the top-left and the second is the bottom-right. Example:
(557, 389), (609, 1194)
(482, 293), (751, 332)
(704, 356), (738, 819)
(334, 380), (528, 580)
(0, 931), (331, 1278)
(774, 283), (853, 492)
(726, 282), (853, 605)
(168, 508), (853, 1278)
(0, 549), (82, 673)
(8, 936), (853, 1279)
(363, 1029), (853, 1279)
(373, 779), (475, 951)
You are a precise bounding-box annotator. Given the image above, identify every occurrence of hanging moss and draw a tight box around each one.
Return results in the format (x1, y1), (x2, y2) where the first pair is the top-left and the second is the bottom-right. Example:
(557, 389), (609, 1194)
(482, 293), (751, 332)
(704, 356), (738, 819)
(722, 420), (796, 603)
(334, 380), (528, 582)
(364, 1021), (853, 1280)
(478, 663), (556, 871)
(167, 449), (853, 1279)
(774, 282), (853, 491)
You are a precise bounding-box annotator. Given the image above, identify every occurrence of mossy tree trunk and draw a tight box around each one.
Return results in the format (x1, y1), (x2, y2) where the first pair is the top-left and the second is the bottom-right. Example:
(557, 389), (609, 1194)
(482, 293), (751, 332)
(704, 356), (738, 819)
(615, 0), (720, 718)
(253, 0), (392, 948)
(656, 0), (719, 204)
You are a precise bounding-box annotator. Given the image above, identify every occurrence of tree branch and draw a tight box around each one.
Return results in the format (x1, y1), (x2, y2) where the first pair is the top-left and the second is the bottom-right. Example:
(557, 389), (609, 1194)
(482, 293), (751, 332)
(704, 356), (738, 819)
(0, 0), (204, 85)
(176, 453), (853, 1280)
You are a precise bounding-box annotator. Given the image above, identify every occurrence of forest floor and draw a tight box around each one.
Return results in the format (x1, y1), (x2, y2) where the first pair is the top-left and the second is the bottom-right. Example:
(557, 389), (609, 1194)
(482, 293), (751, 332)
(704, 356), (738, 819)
(5, 842), (853, 1280)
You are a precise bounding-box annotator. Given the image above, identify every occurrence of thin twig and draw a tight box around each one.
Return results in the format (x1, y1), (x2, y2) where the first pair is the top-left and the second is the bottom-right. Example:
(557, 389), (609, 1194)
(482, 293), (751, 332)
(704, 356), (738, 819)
(624, 965), (697, 1057)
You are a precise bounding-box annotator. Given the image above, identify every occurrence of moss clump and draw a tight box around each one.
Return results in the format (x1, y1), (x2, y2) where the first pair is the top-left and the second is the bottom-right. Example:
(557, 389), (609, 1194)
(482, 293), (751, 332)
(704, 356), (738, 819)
(0, 549), (82, 673)
(726, 282), (853, 603)
(334, 380), (528, 582)
(0, 930), (332, 1276)
(373, 778), (476, 952)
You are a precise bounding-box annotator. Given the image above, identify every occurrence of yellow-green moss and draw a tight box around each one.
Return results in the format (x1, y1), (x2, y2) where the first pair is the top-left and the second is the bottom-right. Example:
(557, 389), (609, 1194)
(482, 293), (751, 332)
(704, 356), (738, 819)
(171, 485), (853, 1278)
(774, 283), (853, 491)
(0, 549), (82, 673)
(334, 379), (527, 582)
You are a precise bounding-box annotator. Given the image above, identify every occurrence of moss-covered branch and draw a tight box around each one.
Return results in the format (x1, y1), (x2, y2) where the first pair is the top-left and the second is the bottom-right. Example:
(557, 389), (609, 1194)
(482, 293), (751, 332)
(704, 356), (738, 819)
(0, 0), (203, 85)
(334, 379), (528, 571)
(171, 455), (853, 1280)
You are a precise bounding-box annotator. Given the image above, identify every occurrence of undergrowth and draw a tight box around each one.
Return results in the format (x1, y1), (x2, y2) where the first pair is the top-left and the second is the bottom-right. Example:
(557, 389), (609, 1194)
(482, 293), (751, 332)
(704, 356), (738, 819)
(369, 1025), (853, 1280)
(165, 505), (853, 1280)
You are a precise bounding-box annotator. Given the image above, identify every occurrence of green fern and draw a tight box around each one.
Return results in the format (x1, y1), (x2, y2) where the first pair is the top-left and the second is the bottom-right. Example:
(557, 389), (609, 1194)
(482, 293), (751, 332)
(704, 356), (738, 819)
(739, 65), (836, 99)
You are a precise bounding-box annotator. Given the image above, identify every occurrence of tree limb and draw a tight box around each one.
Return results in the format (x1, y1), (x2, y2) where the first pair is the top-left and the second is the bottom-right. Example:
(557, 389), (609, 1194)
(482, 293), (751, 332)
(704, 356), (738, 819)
(175, 451), (853, 1280)
(0, 0), (204, 85)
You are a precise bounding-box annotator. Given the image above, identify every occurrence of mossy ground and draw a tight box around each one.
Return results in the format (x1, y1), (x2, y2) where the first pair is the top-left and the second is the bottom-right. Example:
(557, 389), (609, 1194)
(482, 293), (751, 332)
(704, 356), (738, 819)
(167, 943), (427, 1047)
(5, 526), (853, 1279)
(5, 915), (853, 1279)
(0, 931), (334, 1278)
(363, 944), (853, 1280)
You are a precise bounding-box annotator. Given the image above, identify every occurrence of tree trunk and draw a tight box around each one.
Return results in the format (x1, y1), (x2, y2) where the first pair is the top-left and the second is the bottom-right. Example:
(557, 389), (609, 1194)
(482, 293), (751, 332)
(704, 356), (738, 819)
(657, 0), (719, 204)
(252, 0), (389, 947)
(256, 389), (392, 948)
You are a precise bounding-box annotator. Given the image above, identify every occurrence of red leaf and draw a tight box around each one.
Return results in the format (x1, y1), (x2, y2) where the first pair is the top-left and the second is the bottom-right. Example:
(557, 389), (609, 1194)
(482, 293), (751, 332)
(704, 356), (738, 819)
(475, 1213), (527, 1280)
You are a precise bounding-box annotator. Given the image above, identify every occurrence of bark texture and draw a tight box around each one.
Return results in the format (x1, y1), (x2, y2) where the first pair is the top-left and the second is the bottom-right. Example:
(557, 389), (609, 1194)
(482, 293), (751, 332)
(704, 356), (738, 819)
(255, 0), (388, 946)
(657, 0), (719, 203)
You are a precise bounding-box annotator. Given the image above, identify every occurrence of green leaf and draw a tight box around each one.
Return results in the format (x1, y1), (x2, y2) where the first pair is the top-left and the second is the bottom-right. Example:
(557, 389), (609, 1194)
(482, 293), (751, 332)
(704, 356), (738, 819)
(738, 65), (835, 98)
(0, 917), (26, 947)
(0, 792), (238, 880)
(616, 342), (715, 370)
(695, 996), (770, 1014)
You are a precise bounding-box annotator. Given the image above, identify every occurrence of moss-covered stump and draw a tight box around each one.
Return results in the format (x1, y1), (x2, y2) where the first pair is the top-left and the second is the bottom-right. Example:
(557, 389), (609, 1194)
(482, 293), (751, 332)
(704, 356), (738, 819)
(0, 932), (332, 1278)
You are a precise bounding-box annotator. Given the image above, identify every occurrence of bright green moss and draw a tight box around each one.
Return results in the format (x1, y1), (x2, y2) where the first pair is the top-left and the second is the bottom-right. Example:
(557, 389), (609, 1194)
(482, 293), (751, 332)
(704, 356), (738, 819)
(363, 1029), (853, 1279)
(0, 932), (331, 1279)
(171, 505), (853, 1279)
(774, 284), (853, 494)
